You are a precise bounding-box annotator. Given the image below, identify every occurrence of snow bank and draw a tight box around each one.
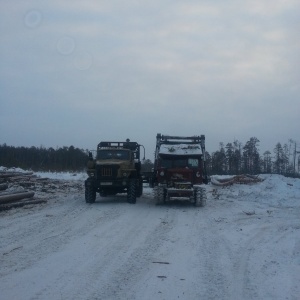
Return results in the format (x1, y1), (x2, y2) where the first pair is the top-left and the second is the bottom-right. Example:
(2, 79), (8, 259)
(212, 174), (300, 208)
(34, 171), (87, 181)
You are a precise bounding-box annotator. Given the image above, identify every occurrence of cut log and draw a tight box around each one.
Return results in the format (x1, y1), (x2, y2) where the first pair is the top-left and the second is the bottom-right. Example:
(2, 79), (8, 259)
(0, 199), (47, 211)
(8, 175), (37, 182)
(0, 190), (28, 196)
(0, 171), (34, 178)
(0, 191), (35, 204)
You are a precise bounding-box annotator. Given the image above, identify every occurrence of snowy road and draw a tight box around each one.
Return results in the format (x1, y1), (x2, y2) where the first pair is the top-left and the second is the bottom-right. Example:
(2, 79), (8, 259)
(0, 174), (300, 300)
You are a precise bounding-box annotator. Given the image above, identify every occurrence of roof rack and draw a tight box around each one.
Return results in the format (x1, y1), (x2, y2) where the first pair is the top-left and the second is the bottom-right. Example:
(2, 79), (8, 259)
(97, 140), (145, 160)
(155, 133), (206, 160)
(97, 141), (139, 151)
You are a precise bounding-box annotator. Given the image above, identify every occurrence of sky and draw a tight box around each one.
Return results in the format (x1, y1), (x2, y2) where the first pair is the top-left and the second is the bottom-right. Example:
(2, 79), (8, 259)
(0, 0), (299, 159)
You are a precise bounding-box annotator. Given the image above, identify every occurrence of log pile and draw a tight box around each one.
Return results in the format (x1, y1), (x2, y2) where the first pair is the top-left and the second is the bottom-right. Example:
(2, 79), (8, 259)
(211, 174), (263, 186)
(0, 170), (84, 212)
(0, 171), (47, 211)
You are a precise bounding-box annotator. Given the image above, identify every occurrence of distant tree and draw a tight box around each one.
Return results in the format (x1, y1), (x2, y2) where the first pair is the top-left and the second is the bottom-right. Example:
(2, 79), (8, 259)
(232, 140), (242, 174)
(211, 143), (227, 174)
(225, 143), (234, 174)
(282, 143), (294, 174)
(263, 151), (272, 173)
(243, 137), (260, 174)
(273, 143), (284, 174)
(205, 151), (212, 174)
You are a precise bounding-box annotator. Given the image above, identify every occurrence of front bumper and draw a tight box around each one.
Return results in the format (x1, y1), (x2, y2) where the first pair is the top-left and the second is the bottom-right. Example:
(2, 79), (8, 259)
(85, 177), (130, 189)
(166, 188), (194, 197)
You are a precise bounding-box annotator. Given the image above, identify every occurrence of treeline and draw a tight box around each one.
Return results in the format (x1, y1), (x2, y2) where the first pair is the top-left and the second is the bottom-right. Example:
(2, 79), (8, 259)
(0, 144), (88, 172)
(0, 138), (299, 175)
(206, 137), (300, 176)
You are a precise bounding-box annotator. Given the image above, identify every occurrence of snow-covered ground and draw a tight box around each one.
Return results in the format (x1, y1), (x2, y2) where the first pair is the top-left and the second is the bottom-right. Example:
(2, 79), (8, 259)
(0, 171), (299, 300)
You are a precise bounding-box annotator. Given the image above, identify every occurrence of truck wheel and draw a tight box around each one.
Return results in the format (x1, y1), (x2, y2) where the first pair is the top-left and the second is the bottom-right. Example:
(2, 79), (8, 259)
(127, 179), (137, 204)
(85, 185), (96, 203)
(194, 187), (206, 207)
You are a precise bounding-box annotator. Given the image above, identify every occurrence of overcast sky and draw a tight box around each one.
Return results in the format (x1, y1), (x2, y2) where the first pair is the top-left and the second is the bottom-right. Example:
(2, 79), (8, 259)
(1, 0), (299, 159)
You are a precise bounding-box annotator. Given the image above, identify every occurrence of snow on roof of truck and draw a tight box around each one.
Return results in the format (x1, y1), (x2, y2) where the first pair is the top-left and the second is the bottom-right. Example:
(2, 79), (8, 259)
(159, 144), (202, 155)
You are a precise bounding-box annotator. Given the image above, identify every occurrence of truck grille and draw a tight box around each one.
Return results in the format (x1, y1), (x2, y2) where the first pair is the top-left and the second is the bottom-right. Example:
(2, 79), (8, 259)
(96, 165), (119, 179)
(101, 168), (113, 177)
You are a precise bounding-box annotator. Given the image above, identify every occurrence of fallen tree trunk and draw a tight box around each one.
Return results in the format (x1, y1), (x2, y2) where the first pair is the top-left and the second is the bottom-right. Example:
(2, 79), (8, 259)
(0, 191), (35, 204)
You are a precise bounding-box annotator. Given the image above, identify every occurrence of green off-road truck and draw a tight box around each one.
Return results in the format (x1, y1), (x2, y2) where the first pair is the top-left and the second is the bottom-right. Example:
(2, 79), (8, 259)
(85, 140), (145, 204)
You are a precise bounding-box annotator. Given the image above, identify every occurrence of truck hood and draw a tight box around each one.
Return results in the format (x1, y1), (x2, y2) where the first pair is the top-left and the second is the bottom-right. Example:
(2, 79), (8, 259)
(96, 160), (132, 169)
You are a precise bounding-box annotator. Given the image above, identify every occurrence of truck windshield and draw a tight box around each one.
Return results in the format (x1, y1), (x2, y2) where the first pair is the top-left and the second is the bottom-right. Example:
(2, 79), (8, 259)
(97, 150), (130, 160)
(160, 158), (199, 168)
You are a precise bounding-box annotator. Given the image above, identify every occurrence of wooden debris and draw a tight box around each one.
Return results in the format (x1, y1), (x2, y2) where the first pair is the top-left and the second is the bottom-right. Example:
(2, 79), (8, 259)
(243, 210), (256, 216)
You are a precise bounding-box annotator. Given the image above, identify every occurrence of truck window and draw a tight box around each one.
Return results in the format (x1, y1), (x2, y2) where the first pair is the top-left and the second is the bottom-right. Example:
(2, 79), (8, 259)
(160, 159), (186, 168)
(173, 159), (187, 168)
(160, 159), (172, 168)
(188, 158), (199, 168)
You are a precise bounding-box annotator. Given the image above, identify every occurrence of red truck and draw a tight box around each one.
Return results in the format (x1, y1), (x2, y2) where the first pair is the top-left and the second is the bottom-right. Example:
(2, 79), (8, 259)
(151, 134), (208, 206)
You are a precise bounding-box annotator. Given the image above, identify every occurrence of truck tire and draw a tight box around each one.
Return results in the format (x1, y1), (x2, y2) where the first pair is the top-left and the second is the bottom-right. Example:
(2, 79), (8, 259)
(127, 179), (137, 204)
(194, 187), (206, 207)
(85, 185), (96, 203)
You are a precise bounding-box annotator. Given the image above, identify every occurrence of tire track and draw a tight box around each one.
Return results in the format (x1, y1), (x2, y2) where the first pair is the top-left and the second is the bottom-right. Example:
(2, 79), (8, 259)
(27, 204), (176, 300)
